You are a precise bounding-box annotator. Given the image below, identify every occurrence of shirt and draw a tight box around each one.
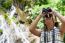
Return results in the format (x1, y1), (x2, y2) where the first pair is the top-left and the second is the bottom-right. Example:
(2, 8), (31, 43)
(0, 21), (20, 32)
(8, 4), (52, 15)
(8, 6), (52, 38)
(40, 27), (63, 43)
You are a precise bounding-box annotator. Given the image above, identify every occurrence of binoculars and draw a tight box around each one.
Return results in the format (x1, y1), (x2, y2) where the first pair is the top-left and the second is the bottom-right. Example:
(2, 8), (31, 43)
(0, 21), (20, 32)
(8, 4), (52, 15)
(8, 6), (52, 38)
(42, 8), (52, 18)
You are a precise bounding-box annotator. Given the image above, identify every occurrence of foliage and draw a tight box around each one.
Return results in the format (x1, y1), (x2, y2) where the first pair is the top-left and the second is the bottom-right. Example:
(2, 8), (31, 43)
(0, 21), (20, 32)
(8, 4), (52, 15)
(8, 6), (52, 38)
(0, 0), (13, 9)
(34, 0), (49, 5)
(56, 0), (65, 16)
(0, 29), (2, 33)
(61, 0), (65, 5)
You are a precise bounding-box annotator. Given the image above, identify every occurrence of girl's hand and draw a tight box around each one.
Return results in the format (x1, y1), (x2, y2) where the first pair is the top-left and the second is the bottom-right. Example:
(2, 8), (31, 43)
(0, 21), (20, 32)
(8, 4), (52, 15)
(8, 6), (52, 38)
(39, 9), (46, 17)
(51, 9), (60, 16)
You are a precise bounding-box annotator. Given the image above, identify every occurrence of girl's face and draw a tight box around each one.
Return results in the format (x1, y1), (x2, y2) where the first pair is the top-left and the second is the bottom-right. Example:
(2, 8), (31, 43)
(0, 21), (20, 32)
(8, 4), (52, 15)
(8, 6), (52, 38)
(44, 17), (54, 29)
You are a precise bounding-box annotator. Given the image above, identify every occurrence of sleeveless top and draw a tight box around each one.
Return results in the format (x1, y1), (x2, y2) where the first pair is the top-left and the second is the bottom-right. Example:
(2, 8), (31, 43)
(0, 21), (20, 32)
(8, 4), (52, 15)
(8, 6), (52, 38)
(40, 27), (63, 43)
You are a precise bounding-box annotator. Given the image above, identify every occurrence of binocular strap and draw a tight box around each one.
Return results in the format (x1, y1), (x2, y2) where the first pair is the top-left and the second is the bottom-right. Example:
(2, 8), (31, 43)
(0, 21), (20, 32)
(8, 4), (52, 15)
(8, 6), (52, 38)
(44, 28), (55, 43)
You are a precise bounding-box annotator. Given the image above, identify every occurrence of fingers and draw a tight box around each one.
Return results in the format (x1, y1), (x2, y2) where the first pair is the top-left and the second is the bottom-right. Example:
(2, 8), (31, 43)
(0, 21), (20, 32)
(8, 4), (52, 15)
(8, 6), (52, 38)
(39, 9), (45, 17)
(42, 12), (46, 16)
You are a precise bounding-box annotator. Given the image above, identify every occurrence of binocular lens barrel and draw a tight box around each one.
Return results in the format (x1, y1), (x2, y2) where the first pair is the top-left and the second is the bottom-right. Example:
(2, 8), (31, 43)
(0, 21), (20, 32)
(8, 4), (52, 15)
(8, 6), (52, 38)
(42, 8), (52, 18)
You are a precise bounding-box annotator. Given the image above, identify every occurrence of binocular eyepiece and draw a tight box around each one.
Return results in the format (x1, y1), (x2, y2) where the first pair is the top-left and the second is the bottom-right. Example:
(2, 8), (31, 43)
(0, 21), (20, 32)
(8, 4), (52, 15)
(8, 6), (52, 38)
(42, 7), (52, 18)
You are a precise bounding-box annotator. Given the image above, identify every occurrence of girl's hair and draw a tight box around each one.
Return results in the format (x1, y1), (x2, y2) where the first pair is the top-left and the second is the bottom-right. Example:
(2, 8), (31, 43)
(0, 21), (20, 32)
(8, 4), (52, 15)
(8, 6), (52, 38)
(54, 22), (59, 27)
(53, 16), (59, 27)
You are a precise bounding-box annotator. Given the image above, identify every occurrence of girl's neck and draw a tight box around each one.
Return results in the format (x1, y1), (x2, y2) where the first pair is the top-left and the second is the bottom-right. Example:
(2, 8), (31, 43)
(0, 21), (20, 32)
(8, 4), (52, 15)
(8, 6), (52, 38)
(47, 25), (54, 31)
